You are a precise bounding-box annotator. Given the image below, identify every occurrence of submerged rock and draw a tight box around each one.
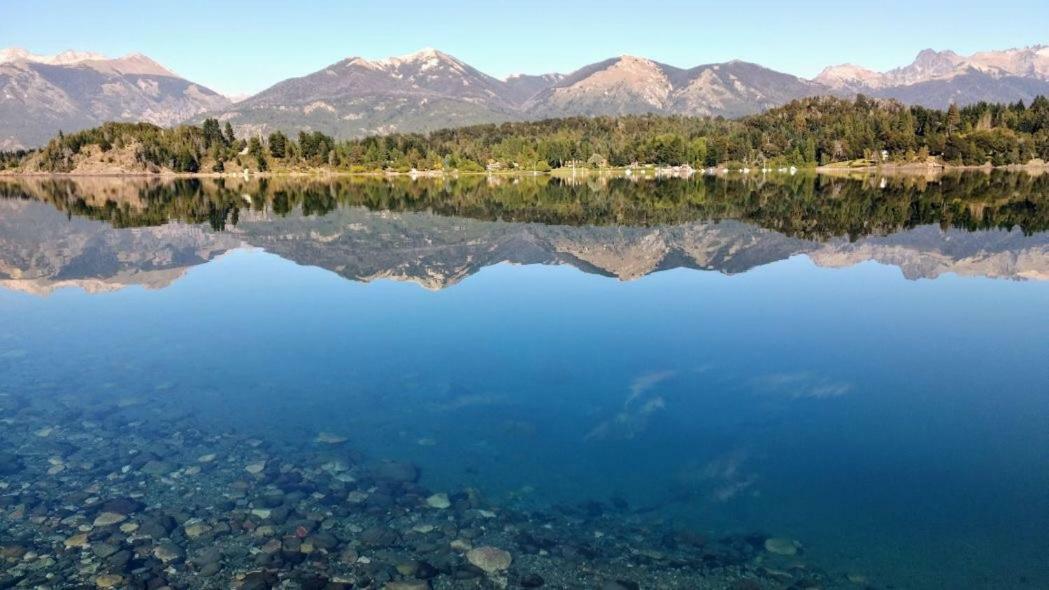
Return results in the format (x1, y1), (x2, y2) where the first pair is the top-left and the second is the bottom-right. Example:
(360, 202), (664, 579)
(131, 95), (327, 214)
(425, 493), (451, 509)
(466, 546), (512, 573)
(92, 512), (127, 527)
(95, 574), (124, 589)
(315, 432), (349, 445)
(764, 537), (801, 556)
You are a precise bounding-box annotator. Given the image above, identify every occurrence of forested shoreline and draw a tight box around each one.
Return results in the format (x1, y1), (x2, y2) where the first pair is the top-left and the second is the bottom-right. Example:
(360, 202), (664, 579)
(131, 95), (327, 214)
(3, 95), (1049, 175)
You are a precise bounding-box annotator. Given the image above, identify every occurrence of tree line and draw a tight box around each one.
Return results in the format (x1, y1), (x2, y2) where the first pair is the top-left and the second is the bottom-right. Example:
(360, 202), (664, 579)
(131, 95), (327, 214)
(7, 95), (1049, 174)
(4, 171), (1046, 238)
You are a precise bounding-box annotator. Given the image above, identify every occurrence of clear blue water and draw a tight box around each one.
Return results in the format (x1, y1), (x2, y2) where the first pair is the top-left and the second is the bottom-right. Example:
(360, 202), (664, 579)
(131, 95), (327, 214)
(0, 176), (1047, 589)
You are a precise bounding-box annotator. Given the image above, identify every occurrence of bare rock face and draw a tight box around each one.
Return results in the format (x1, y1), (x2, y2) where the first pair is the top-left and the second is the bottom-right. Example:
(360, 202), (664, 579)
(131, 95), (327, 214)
(816, 46), (1049, 107)
(0, 48), (229, 149)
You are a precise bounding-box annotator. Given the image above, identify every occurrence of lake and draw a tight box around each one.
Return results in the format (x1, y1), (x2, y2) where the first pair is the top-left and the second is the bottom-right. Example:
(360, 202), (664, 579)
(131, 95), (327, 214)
(0, 173), (1047, 590)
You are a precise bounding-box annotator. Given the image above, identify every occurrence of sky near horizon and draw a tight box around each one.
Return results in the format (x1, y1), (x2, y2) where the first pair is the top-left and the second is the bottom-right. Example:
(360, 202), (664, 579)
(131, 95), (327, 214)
(2, 0), (1048, 96)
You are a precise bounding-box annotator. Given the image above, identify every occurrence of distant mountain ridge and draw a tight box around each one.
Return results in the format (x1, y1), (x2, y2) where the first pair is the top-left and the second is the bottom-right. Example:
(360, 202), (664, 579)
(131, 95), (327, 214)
(816, 46), (1049, 106)
(5, 44), (1049, 149)
(198, 44), (1049, 140)
(0, 47), (230, 150)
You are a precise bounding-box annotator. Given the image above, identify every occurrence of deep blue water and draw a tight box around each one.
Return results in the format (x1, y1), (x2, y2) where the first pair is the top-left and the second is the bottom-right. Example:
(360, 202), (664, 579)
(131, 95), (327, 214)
(0, 177), (1048, 589)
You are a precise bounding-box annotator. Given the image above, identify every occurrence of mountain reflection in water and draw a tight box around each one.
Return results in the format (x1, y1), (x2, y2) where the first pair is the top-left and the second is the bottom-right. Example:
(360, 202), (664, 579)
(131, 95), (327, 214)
(1, 172), (1047, 294)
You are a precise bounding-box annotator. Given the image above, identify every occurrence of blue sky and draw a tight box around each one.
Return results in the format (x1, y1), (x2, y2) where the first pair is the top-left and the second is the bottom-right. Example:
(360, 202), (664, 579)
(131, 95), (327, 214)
(2, 0), (1047, 96)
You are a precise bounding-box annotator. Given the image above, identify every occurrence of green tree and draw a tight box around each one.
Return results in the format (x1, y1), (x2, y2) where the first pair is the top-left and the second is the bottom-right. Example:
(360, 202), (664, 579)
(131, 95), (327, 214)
(268, 131), (288, 159)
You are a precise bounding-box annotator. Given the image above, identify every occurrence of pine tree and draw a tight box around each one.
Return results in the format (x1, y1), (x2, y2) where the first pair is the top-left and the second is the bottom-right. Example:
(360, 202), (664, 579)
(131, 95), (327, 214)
(268, 131), (288, 159)
(946, 103), (961, 137)
(223, 122), (236, 145)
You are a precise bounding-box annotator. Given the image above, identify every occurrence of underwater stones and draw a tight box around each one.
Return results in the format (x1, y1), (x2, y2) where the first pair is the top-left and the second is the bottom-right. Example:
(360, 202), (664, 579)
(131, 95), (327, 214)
(764, 537), (801, 556)
(92, 512), (127, 527)
(153, 541), (184, 563)
(425, 493), (451, 509)
(99, 497), (143, 516)
(183, 519), (212, 539)
(139, 460), (172, 476)
(466, 546), (512, 573)
(360, 526), (399, 547)
(314, 432), (349, 445)
(64, 533), (90, 549)
(346, 490), (369, 504)
(197, 453), (217, 463)
(92, 544), (120, 559)
(94, 574), (124, 589)
(245, 461), (267, 475)
(239, 570), (278, 590)
(373, 460), (419, 484)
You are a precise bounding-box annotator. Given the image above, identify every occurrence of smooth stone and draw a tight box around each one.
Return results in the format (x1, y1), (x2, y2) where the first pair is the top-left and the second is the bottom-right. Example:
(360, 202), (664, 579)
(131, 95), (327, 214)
(154, 542), (184, 563)
(64, 533), (90, 549)
(245, 461), (267, 475)
(95, 574), (124, 589)
(466, 546), (512, 573)
(314, 432), (349, 445)
(92, 544), (120, 559)
(764, 537), (800, 556)
(92, 512), (127, 527)
(425, 493), (451, 509)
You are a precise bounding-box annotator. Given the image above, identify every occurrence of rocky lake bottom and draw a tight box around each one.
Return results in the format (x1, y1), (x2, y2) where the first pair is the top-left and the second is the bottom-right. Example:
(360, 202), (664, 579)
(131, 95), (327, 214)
(0, 386), (834, 590)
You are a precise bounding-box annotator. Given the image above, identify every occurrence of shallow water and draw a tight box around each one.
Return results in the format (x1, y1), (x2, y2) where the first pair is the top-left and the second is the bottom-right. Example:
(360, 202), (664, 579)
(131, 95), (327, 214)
(0, 174), (1047, 589)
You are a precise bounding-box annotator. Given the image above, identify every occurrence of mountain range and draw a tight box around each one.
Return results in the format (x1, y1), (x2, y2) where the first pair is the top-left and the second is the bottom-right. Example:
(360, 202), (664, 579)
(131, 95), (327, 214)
(3, 44), (1049, 149)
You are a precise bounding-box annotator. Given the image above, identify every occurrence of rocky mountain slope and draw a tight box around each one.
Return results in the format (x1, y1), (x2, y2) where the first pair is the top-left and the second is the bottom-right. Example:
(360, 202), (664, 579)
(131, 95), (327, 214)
(209, 48), (522, 140)
(525, 57), (824, 119)
(0, 48), (230, 150)
(817, 46), (1049, 106)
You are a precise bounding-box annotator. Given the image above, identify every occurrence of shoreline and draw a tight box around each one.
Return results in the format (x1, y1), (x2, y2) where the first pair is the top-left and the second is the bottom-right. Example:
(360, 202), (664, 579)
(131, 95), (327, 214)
(3, 162), (1048, 179)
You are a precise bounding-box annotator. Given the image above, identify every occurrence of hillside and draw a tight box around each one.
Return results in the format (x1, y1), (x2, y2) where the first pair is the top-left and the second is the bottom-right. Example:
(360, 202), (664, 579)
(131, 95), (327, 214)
(8, 96), (1049, 175)
(0, 48), (230, 150)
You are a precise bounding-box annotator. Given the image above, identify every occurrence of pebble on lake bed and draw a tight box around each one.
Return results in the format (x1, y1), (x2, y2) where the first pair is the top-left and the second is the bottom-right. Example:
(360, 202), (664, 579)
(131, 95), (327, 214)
(315, 432), (349, 444)
(425, 493), (451, 509)
(466, 546), (512, 573)
(764, 537), (801, 556)
(92, 512), (126, 527)
(95, 574), (124, 589)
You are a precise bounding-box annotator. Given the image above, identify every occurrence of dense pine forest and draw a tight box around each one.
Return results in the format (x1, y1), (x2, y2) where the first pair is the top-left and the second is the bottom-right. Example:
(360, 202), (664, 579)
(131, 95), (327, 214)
(4, 95), (1049, 174)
